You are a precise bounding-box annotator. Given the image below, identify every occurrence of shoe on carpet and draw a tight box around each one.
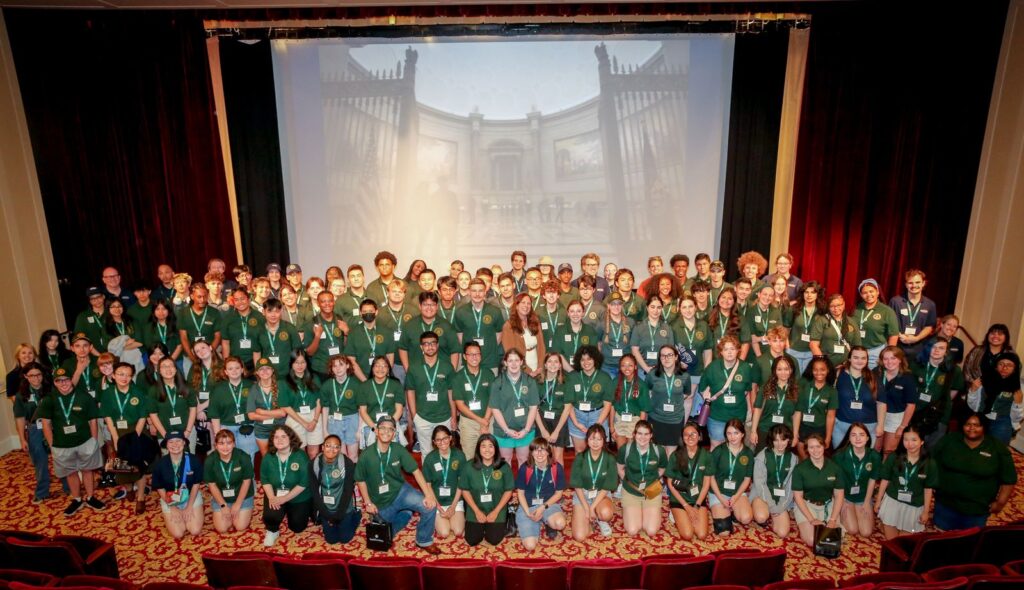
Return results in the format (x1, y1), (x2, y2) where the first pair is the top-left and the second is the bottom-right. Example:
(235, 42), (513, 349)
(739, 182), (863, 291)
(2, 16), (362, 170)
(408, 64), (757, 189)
(418, 543), (441, 555)
(113, 489), (127, 501)
(32, 495), (48, 504)
(264, 531), (280, 547)
(64, 498), (84, 516)
(598, 520), (613, 537)
(544, 524), (558, 540)
(85, 496), (107, 511)
(135, 498), (146, 515)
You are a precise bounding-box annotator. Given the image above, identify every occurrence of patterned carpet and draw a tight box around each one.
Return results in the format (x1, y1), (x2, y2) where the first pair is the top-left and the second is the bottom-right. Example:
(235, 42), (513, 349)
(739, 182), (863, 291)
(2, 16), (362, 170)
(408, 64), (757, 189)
(1, 449), (1022, 585)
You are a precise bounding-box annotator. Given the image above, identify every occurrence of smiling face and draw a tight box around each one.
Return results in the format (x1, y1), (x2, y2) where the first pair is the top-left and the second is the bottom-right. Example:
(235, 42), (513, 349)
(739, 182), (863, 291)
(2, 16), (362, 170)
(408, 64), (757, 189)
(272, 429), (291, 452)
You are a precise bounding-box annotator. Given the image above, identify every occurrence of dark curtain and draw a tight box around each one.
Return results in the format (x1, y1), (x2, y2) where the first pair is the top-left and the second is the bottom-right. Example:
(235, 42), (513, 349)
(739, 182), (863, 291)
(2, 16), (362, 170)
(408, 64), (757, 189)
(719, 29), (790, 275)
(789, 2), (1007, 313)
(6, 9), (235, 326)
(219, 39), (290, 272)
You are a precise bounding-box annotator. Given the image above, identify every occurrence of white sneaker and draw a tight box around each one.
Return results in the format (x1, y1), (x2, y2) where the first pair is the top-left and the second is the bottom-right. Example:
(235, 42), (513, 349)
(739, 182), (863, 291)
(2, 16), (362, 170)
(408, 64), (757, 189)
(598, 521), (613, 537)
(263, 531), (280, 547)
(668, 511), (675, 524)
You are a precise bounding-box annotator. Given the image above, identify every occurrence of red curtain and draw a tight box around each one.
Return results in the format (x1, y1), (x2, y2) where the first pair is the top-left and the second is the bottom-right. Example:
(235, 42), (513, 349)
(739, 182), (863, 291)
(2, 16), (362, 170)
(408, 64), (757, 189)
(788, 3), (1007, 314)
(7, 10), (235, 325)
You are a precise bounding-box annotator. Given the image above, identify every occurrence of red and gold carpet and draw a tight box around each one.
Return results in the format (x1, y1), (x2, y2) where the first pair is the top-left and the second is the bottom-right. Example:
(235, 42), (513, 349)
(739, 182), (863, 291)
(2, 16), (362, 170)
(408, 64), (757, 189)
(1, 450), (1021, 585)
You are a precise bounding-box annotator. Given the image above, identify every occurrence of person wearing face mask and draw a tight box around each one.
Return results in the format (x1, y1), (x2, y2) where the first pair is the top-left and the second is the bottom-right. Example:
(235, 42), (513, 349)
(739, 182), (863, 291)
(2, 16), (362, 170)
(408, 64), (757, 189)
(310, 434), (360, 544)
(344, 299), (396, 383)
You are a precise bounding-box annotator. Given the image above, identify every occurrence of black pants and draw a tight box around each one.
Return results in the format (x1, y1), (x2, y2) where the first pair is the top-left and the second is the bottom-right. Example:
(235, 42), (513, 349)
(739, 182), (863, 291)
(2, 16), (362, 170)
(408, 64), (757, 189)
(465, 521), (506, 547)
(263, 498), (312, 533)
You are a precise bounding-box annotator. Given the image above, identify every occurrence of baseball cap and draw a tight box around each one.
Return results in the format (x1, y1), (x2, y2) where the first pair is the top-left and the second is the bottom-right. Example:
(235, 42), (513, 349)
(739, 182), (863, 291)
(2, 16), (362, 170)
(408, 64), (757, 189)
(709, 260), (726, 273)
(607, 292), (625, 305)
(71, 332), (91, 344)
(376, 415), (397, 429)
(53, 367), (71, 381)
(558, 263), (573, 274)
(266, 263), (282, 274)
(858, 278), (880, 292)
(286, 264), (302, 274)
(86, 287), (104, 299)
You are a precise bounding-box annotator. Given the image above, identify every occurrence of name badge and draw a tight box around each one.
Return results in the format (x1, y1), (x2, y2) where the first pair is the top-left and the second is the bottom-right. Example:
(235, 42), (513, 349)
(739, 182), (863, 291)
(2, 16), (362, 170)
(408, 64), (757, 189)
(464, 383), (472, 391)
(850, 401), (863, 410)
(116, 419), (129, 430)
(239, 339), (252, 349)
(646, 351), (658, 361)
(276, 488), (289, 497)
(897, 490), (913, 503)
(328, 346), (340, 355)
(63, 425), (77, 435)
(262, 419), (275, 424)
(434, 462), (443, 472)
(35, 419), (44, 430)
(578, 402), (592, 412)
(223, 488), (236, 498)
(611, 348), (623, 357)
(621, 413), (634, 422)
(663, 403), (675, 412)
(689, 485), (700, 497)
(723, 479), (736, 491)
(378, 483), (390, 495)
(859, 330), (866, 338)
(299, 405), (312, 414)
(754, 315), (762, 323)
(586, 489), (598, 500)
(849, 485), (860, 495)
(269, 356), (280, 364)
(833, 345), (846, 354)
(574, 384), (581, 392)
(352, 309), (360, 316)
(531, 498), (543, 506)
(514, 407), (526, 417)
(801, 333), (811, 342)
(439, 486), (452, 498)
(804, 413), (815, 421)
(170, 493), (181, 503)
(986, 411), (998, 420)
(234, 413), (246, 423)
(772, 488), (785, 498)
(473, 338), (484, 346)
(723, 395), (736, 404)
(771, 415), (784, 424)
(918, 393), (932, 403)
(480, 493), (493, 503)
(564, 335), (572, 342)
(169, 416), (183, 426)
(469, 401), (482, 411)
(541, 322), (549, 330)
(87, 316), (95, 324)
(199, 391), (210, 401)
(332, 412), (344, 421)
(393, 331), (401, 342)
(375, 412), (389, 422)
(543, 410), (556, 420)
(323, 495), (335, 504)
(904, 327), (917, 336)
(426, 392), (439, 402)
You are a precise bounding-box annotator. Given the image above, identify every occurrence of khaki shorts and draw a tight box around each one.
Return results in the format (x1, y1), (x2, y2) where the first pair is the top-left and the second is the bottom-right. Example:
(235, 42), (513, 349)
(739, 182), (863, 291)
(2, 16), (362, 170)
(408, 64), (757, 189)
(794, 500), (831, 524)
(286, 415), (325, 447)
(621, 489), (662, 510)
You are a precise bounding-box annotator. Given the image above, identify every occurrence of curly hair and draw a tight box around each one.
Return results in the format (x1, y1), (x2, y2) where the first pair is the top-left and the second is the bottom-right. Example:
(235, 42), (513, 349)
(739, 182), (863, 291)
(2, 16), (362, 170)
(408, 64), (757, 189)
(736, 251), (768, 277)
(269, 424), (303, 452)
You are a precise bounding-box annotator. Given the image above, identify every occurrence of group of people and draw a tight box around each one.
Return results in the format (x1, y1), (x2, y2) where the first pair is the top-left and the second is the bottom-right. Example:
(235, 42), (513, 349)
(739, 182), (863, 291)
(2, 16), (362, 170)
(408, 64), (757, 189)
(5, 250), (1020, 552)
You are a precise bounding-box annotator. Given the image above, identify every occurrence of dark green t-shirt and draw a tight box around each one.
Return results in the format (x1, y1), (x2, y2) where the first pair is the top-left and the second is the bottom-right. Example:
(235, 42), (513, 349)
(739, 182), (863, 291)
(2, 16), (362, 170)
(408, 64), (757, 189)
(179, 306), (222, 344)
(459, 461), (515, 522)
(934, 434), (1017, 516)
(356, 378), (404, 422)
(422, 448), (467, 504)
(319, 376), (360, 417)
(98, 385), (149, 432)
(451, 368), (495, 416)
(565, 369), (614, 412)
(708, 444), (755, 493)
(616, 442), (667, 496)
(699, 360), (755, 422)
(205, 448), (255, 500)
(488, 373), (540, 433)
(453, 303), (506, 369)
(208, 380), (253, 426)
(569, 450), (619, 492)
(833, 446), (882, 503)
(665, 447), (712, 506)
(260, 450), (311, 502)
(34, 390), (98, 448)
(791, 457), (845, 504)
(219, 309), (265, 363)
(254, 322), (306, 377)
(879, 454), (938, 507)
(796, 382), (839, 429)
(405, 359), (456, 423)
(355, 442), (420, 508)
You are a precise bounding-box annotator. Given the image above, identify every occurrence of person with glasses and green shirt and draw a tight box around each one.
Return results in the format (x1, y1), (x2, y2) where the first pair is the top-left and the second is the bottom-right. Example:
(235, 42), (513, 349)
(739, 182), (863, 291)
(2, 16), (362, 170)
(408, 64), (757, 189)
(208, 356), (257, 461)
(422, 424), (467, 540)
(452, 341), (494, 459)
(309, 433), (360, 544)
(344, 299), (396, 383)
(357, 356), (406, 447)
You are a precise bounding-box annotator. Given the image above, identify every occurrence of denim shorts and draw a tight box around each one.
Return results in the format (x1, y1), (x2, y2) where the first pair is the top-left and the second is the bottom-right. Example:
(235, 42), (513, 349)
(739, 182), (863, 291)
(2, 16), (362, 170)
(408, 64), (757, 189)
(211, 496), (254, 512)
(568, 407), (605, 439)
(326, 413), (360, 446)
(707, 418), (727, 442)
(515, 502), (563, 539)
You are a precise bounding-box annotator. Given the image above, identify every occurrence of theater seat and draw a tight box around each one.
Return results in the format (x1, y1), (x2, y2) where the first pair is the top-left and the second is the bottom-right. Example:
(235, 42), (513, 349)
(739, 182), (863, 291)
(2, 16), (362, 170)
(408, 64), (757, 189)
(880, 528), (981, 573)
(347, 558), (421, 590)
(300, 553), (354, 563)
(495, 559), (566, 590)
(711, 548), (786, 586)
(875, 576), (970, 590)
(141, 584), (213, 590)
(1002, 560), (1024, 575)
(272, 558), (349, 590)
(923, 564), (1001, 582)
(686, 585), (751, 590)
(421, 559), (494, 590)
(0, 571), (56, 587)
(762, 579), (837, 590)
(841, 572), (923, 587)
(6, 537), (117, 579)
(9, 584), (100, 590)
(640, 554), (715, 590)
(971, 526), (1024, 567)
(965, 576), (1024, 589)
(568, 559), (641, 590)
(61, 577), (137, 590)
(201, 554), (278, 590)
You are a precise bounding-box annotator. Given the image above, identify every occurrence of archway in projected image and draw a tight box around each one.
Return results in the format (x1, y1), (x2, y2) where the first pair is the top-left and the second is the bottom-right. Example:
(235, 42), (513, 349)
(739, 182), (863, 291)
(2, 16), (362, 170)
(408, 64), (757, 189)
(319, 40), (690, 267)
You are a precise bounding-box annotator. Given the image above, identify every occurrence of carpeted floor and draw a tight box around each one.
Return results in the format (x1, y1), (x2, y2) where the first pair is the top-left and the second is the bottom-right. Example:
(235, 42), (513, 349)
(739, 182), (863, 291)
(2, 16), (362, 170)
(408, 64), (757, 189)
(1, 449), (1021, 585)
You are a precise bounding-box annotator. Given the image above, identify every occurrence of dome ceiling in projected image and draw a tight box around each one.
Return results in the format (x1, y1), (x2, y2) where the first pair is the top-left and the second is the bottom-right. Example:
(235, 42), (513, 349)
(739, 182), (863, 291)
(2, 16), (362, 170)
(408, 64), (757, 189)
(345, 39), (664, 120)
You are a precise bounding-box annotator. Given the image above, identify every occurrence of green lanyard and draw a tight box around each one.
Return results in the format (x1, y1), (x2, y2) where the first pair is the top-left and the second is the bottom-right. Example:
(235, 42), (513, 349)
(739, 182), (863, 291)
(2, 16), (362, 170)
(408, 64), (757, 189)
(681, 323), (696, 349)
(534, 466), (547, 499)
(331, 377), (350, 411)
(372, 380), (389, 414)
(156, 322), (168, 345)
(481, 465), (494, 494)
(58, 392), (77, 423)
(277, 454), (290, 488)
(438, 452), (453, 487)
(190, 307), (208, 336)
(609, 320), (623, 345)
(200, 368), (209, 393)
(581, 371), (596, 403)
(165, 384), (180, 416)
(259, 384), (274, 409)
(905, 301), (922, 326)
(423, 361), (440, 392)
(807, 385), (824, 412)
(219, 459), (234, 489)
(295, 380), (311, 406)
(229, 381), (244, 413)
(587, 452), (604, 490)
(662, 372), (676, 400)
(849, 447), (867, 485)
(115, 389), (130, 419)
(265, 326), (279, 356)
(726, 450), (739, 481)
(773, 391), (786, 416)
(924, 364), (939, 392)
(364, 325), (378, 357)
(850, 374), (864, 401)
(757, 306), (770, 333)
(635, 444), (650, 483)
(648, 322), (660, 351)
(472, 306), (484, 337)
(802, 307), (813, 331)
(543, 379), (556, 408)
(114, 322), (126, 336)
(239, 315), (249, 341)
(902, 460), (920, 491)
(439, 304), (455, 323)
(569, 326), (582, 354)
(507, 374), (523, 406)
(320, 318), (338, 347)
(377, 445), (392, 483)
(769, 451), (789, 488)
(545, 310), (559, 337)
(387, 307), (404, 332)
(464, 369), (482, 402)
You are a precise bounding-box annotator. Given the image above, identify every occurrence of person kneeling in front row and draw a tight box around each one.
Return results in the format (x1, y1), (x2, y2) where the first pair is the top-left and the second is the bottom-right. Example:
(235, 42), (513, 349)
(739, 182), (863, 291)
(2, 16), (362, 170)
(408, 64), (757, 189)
(311, 434), (360, 544)
(260, 425), (312, 546)
(152, 431), (204, 539)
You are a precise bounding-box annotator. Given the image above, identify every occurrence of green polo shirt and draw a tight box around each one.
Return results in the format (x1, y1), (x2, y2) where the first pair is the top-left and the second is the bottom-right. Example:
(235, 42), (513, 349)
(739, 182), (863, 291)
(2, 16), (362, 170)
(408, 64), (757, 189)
(752, 352), (800, 387)
(336, 293), (368, 326)
(399, 317), (460, 366)
(488, 373), (540, 433)
(246, 382), (286, 438)
(612, 378), (651, 417)
(254, 322), (305, 377)
(796, 383), (838, 429)
(565, 369), (614, 412)
(344, 323), (395, 378)
(459, 461), (514, 522)
(127, 302), (153, 327)
(911, 361), (964, 424)
(537, 304), (567, 350)
(309, 315), (346, 375)
(810, 314), (862, 367)
(879, 454), (938, 507)
(141, 320), (182, 355)
(452, 368), (494, 415)
(536, 377), (569, 419)
(148, 384), (196, 432)
(13, 389), (43, 422)
(853, 303), (900, 348)
(552, 323), (599, 363)
(753, 389), (798, 433)
(61, 357), (100, 398)
(357, 378), (403, 421)
(670, 319), (712, 377)
(665, 448), (712, 506)
(599, 318), (634, 372)
(453, 303), (506, 370)
(833, 446), (882, 503)
(698, 359), (755, 422)
(605, 293), (644, 323)
(205, 448), (255, 500)
(741, 304), (784, 348)
(34, 390), (98, 448)
(180, 306), (222, 344)
(791, 458), (844, 504)
(616, 442), (667, 496)
(354, 442), (420, 508)
(646, 369), (691, 423)
(375, 302), (419, 344)
(405, 358), (455, 423)
(422, 448), (467, 503)
(580, 300), (607, 334)
(570, 450), (619, 492)
(934, 433), (1017, 516)
(762, 449), (797, 494)
(187, 364), (218, 404)
(629, 320), (675, 365)
(784, 305), (820, 353)
(260, 451), (311, 502)
(73, 309), (108, 352)
(708, 444), (755, 492)
(319, 376), (360, 416)
(98, 385), (149, 433)
(208, 380), (253, 426)
(219, 308), (265, 363)
(278, 376), (322, 414)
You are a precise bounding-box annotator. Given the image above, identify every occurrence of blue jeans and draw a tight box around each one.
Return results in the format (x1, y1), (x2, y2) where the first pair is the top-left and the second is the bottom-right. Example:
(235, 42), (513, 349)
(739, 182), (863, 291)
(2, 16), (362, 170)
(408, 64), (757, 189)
(933, 501), (988, 531)
(26, 426), (51, 500)
(707, 418), (727, 442)
(223, 425), (258, 463)
(322, 509), (361, 544)
(376, 483), (437, 547)
(987, 414), (1013, 444)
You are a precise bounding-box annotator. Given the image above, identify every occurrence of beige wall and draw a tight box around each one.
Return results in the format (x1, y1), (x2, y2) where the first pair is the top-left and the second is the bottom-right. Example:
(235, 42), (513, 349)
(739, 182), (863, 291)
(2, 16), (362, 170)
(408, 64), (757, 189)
(0, 11), (66, 454)
(955, 0), (1024, 353)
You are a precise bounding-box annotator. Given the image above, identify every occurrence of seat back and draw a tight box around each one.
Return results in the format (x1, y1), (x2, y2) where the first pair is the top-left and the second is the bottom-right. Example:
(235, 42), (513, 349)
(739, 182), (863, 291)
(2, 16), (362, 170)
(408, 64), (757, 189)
(568, 560), (641, 590)
(686, 585), (752, 590)
(300, 553), (354, 563)
(61, 576), (137, 590)
(495, 560), (567, 590)
(141, 584), (213, 590)
(841, 572), (922, 587)
(422, 559), (494, 590)
(923, 564), (1001, 583)
(272, 558), (348, 590)
(1002, 560), (1024, 575)
(911, 528), (982, 573)
(640, 555), (715, 590)
(347, 559), (421, 590)
(6, 539), (86, 577)
(201, 554), (278, 590)
(875, 576), (970, 590)
(971, 526), (1024, 567)
(711, 548), (786, 586)
(966, 575), (1024, 589)
(0, 571), (57, 586)
(762, 579), (837, 590)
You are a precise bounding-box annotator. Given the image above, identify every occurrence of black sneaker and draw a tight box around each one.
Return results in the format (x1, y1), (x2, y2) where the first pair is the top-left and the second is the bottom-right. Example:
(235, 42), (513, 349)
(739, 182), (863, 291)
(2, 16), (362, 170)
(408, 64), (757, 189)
(64, 498), (84, 516)
(84, 496), (107, 511)
(545, 524), (558, 540)
(112, 489), (127, 501)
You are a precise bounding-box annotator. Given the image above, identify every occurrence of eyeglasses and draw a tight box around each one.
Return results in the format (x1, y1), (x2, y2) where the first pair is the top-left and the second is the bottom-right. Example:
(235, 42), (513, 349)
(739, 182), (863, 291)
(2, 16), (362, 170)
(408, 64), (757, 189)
(660, 352), (677, 358)
(434, 436), (451, 444)
(25, 372), (44, 378)
(323, 444), (342, 450)
(377, 426), (396, 433)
